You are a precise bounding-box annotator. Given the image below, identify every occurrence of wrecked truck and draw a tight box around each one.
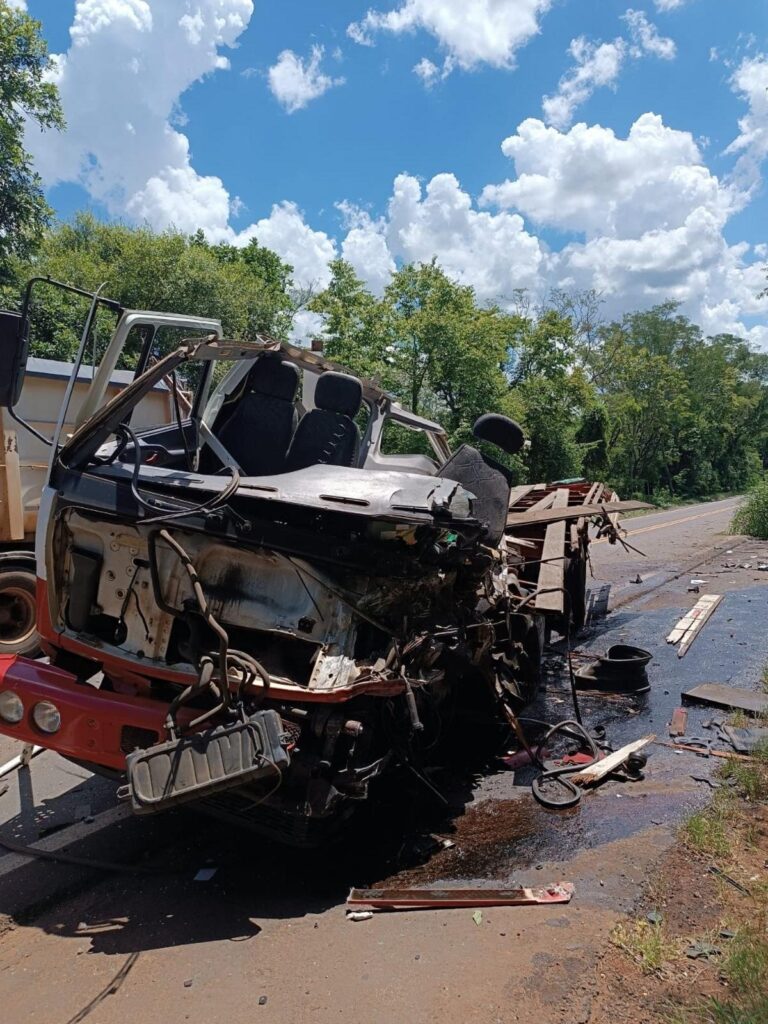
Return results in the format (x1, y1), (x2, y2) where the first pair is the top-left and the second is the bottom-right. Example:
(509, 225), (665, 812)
(0, 280), (633, 844)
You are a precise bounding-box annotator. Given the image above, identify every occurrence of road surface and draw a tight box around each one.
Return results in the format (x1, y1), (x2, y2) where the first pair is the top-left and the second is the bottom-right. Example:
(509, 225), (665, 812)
(0, 495), (765, 1024)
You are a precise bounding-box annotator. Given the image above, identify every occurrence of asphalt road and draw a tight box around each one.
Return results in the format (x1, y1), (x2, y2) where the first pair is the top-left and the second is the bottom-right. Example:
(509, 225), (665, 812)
(0, 494), (765, 1024)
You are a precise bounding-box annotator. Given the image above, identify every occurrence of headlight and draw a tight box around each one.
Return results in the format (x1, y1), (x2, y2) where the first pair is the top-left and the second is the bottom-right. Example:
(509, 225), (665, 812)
(0, 691), (24, 725)
(32, 701), (61, 734)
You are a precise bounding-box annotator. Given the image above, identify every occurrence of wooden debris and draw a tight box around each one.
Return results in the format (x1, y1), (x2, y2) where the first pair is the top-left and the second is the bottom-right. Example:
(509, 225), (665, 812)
(666, 594), (722, 657)
(347, 883), (574, 910)
(656, 740), (755, 762)
(682, 682), (768, 716)
(506, 499), (651, 528)
(571, 734), (655, 786)
(535, 488), (570, 615)
(669, 708), (688, 737)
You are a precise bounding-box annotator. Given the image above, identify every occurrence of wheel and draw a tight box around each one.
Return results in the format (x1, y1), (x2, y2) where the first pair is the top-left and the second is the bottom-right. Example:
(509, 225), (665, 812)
(0, 568), (41, 657)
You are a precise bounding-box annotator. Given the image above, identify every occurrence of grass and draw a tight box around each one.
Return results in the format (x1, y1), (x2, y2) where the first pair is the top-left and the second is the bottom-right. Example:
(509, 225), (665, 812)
(719, 742), (768, 803)
(731, 477), (768, 538)
(681, 797), (734, 859)
(611, 917), (681, 975)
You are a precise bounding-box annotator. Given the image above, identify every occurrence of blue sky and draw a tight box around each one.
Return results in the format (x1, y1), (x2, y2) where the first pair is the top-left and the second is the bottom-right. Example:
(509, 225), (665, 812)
(19, 1), (768, 343)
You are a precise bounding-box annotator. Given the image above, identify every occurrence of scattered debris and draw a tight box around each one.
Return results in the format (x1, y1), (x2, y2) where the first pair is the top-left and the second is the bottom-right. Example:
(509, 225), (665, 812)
(0, 744), (43, 780)
(574, 644), (652, 694)
(666, 595), (723, 657)
(346, 884), (574, 910)
(193, 867), (217, 882)
(571, 735), (654, 787)
(682, 682), (768, 716)
(646, 910), (663, 925)
(631, 574), (642, 584)
(722, 725), (768, 753)
(657, 740), (755, 762)
(685, 941), (721, 960)
(472, 910), (483, 926)
(708, 865), (751, 896)
(346, 911), (374, 922)
(669, 708), (688, 737)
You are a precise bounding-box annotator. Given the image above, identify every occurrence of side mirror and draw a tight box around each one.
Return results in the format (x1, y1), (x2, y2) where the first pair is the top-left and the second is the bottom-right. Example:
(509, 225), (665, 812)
(0, 310), (29, 409)
(472, 414), (525, 456)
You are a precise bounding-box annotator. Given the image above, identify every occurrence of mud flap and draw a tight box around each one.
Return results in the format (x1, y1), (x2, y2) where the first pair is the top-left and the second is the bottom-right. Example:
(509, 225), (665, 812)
(125, 709), (290, 814)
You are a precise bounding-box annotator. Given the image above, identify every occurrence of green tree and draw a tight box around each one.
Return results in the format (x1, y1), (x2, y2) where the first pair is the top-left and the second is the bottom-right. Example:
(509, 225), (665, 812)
(0, 2), (63, 276)
(1, 213), (295, 361)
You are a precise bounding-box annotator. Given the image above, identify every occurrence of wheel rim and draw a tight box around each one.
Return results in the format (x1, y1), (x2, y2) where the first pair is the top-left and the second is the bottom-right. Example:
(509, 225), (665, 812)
(0, 587), (37, 646)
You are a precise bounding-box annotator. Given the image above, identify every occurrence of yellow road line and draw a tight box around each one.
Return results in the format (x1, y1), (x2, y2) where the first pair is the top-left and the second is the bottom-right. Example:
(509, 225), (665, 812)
(593, 504), (737, 545)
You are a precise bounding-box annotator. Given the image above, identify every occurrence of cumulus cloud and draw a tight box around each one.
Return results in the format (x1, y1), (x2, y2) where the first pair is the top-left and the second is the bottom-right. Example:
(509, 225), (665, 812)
(542, 13), (675, 130)
(542, 38), (626, 130)
(348, 0), (552, 81)
(7, 0), (28, 10)
(725, 55), (768, 200)
(267, 45), (344, 113)
(623, 9), (676, 60)
(23, 0), (337, 292)
(654, 0), (689, 10)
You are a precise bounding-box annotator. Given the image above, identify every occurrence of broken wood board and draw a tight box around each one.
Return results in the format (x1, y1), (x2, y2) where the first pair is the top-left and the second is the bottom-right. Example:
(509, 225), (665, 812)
(526, 491), (558, 514)
(535, 488), (570, 615)
(656, 740), (756, 762)
(669, 708), (688, 737)
(347, 883), (574, 910)
(571, 734), (655, 786)
(682, 683), (768, 716)
(507, 485), (536, 509)
(506, 499), (651, 528)
(666, 594), (722, 657)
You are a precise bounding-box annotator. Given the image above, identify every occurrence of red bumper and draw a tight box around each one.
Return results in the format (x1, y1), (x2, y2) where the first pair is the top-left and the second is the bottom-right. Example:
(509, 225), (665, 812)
(0, 655), (181, 771)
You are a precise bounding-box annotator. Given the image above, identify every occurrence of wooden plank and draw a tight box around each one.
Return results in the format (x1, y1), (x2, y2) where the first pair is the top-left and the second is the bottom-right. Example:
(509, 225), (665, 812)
(526, 491), (557, 514)
(507, 485), (535, 510)
(666, 595), (722, 657)
(656, 740), (756, 762)
(682, 683), (768, 716)
(506, 498), (651, 528)
(571, 734), (655, 786)
(535, 488), (569, 614)
(347, 884), (574, 909)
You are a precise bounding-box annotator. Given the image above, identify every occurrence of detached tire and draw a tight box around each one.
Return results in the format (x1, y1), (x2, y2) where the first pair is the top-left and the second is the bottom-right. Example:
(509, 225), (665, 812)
(0, 567), (41, 658)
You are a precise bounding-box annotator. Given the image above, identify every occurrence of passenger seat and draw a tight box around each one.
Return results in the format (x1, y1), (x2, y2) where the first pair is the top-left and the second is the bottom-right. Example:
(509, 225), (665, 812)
(285, 371), (362, 471)
(217, 353), (300, 475)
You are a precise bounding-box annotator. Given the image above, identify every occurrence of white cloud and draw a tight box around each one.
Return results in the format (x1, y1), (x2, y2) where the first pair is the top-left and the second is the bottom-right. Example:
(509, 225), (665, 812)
(542, 37), (626, 130)
(725, 55), (768, 200)
(654, 0), (689, 10)
(267, 45), (344, 114)
(348, 0), (552, 76)
(542, 13), (675, 131)
(7, 0), (28, 10)
(623, 9), (676, 60)
(337, 202), (396, 295)
(238, 202), (337, 293)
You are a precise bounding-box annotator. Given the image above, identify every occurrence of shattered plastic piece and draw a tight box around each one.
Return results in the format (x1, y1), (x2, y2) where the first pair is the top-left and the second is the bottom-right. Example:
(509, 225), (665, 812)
(346, 911), (373, 922)
(193, 867), (217, 882)
(646, 910), (663, 925)
(685, 941), (722, 960)
(473, 910), (483, 926)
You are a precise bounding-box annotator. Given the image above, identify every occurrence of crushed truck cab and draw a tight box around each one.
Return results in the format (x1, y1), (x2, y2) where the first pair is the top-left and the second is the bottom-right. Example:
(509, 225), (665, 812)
(0, 281), (637, 844)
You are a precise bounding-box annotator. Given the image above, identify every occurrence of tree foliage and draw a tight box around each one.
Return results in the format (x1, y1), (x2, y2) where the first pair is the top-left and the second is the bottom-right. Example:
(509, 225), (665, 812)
(0, 2), (63, 277)
(4, 211), (768, 502)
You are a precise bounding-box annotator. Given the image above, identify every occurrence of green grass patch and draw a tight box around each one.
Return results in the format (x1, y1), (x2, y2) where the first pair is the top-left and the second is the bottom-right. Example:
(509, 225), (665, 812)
(731, 478), (768, 538)
(611, 917), (681, 975)
(682, 801), (733, 859)
(720, 743), (768, 803)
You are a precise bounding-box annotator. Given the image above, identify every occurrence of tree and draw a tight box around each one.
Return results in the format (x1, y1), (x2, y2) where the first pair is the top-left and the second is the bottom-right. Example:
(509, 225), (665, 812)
(0, 214), (295, 361)
(0, 2), (63, 276)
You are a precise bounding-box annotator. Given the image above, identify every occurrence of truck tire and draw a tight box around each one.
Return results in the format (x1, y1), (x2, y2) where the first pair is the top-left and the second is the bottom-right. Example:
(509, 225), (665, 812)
(0, 567), (41, 658)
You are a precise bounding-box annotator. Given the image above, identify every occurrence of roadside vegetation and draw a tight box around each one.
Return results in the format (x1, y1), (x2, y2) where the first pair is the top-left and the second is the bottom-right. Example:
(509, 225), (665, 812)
(605, 726), (768, 1024)
(731, 477), (768, 539)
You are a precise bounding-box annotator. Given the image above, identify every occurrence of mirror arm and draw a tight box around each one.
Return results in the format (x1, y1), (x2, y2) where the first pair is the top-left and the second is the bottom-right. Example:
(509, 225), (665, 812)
(7, 406), (53, 447)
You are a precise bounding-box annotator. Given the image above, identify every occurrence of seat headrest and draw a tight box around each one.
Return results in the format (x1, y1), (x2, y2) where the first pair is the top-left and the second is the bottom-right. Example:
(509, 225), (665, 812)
(247, 353), (299, 402)
(315, 371), (362, 418)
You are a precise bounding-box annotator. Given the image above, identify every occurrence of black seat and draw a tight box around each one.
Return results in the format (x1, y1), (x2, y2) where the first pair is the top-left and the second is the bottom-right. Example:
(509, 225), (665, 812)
(285, 371), (362, 472)
(217, 353), (300, 475)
